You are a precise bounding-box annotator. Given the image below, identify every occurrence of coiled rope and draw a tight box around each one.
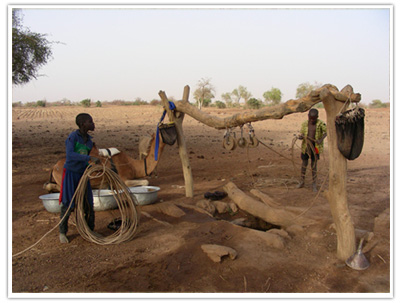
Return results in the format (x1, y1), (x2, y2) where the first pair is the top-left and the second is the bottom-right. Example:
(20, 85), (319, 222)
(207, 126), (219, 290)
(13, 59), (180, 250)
(75, 163), (140, 245)
(13, 163), (140, 258)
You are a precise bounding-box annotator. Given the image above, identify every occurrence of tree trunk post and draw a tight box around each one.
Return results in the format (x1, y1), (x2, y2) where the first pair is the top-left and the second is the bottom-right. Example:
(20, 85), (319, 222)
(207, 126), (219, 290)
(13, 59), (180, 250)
(159, 87), (194, 197)
(321, 85), (357, 260)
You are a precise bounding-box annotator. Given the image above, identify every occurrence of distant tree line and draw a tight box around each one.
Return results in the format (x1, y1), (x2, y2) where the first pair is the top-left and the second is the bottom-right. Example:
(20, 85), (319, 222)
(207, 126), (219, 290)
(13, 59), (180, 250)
(12, 85), (389, 109)
(192, 79), (389, 110)
(12, 98), (163, 108)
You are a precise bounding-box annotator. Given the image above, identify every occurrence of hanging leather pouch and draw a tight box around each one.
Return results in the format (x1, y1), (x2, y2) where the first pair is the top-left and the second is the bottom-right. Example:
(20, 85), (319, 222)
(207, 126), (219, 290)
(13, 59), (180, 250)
(335, 106), (365, 160)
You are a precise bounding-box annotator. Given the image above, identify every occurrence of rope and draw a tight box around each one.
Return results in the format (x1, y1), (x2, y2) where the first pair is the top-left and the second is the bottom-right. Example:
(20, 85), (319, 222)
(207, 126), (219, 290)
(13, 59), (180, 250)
(12, 163), (140, 258)
(289, 171), (329, 222)
(241, 133), (329, 220)
(258, 138), (297, 164)
(75, 164), (140, 245)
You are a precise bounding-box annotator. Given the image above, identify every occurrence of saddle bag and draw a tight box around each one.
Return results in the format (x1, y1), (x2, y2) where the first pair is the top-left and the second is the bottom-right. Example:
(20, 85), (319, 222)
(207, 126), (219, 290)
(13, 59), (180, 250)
(335, 106), (365, 160)
(159, 122), (177, 145)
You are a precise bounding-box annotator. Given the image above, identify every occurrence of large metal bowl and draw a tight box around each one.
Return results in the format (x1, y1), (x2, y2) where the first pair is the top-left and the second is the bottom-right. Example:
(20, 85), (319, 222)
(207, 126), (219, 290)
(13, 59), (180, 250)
(40, 186), (160, 213)
(39, 193), (62, 213)
(39, 190), (118, 213)
(128, 186), (160, 206)
(92, 189), (118, 211)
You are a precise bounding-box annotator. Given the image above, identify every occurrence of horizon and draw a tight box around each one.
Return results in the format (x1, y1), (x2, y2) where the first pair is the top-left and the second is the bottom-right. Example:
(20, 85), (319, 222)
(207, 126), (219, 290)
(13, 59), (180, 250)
(10, 5), (391, 105)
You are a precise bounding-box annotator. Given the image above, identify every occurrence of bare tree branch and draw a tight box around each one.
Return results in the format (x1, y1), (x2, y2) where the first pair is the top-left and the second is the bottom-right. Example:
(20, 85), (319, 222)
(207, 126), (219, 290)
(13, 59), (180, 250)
(172, 84), (361, 129)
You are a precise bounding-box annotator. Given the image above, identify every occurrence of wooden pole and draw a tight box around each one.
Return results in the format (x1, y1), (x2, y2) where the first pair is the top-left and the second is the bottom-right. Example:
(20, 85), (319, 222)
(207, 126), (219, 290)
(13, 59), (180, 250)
(159, 87), (194, 197)
(321, 85), (357, 260)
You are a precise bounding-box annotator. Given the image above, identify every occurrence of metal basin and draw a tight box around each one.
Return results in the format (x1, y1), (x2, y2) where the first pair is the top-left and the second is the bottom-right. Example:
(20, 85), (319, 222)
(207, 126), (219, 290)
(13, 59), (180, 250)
(39, 186), (160, 213)
(92, 189), (118, 211)
(39, 190), (118, 213)
(128, 186), (160, 205)
(39, 193), (62, 213)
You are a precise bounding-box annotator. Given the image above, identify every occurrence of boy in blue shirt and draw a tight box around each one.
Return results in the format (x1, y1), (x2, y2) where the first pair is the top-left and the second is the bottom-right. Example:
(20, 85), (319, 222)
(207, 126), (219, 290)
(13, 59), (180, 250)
(59, 113), (99, 243)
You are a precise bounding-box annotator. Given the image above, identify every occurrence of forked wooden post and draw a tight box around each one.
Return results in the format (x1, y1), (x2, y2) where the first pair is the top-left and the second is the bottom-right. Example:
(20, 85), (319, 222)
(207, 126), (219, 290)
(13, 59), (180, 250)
(159, 86), (194, 197)
(321, 85), (360, 260)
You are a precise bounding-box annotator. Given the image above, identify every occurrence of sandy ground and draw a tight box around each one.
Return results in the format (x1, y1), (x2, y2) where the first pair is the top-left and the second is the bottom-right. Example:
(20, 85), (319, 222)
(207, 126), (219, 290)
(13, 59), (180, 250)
(11, 105), (391, 296)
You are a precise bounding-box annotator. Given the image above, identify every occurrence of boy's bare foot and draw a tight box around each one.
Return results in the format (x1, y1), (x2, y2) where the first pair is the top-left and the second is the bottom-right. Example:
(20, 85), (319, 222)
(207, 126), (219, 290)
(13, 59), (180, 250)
(59, 233), (69, 243)
(297, 181), (304, 188)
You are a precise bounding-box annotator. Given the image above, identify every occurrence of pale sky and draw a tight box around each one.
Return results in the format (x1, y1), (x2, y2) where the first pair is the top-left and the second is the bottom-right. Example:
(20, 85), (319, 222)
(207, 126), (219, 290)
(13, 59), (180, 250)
(10, 4), (391, 105)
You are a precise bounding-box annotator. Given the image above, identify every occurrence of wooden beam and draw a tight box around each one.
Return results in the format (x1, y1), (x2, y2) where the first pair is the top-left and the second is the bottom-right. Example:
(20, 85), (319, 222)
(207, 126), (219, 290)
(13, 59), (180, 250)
(173, 84), (361, 129)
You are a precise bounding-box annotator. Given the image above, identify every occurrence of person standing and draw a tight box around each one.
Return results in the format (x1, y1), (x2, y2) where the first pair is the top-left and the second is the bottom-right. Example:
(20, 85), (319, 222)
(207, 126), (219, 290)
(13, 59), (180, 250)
(297, 108), (327, 192)
(59, 113), (99, 243)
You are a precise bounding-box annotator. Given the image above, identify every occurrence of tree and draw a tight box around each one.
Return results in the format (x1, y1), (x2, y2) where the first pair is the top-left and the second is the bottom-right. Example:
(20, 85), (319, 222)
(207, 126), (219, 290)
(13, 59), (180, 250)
(221, 92), (233, 107)
(231, 85), (252, 105)
(80, 98), (91, 107)
(369, 99), (388, 108)
(214, 100), (226, 109)
(246, 98), (263, 109)
(36, 100), (46, 107)
(263, 87), (282, 106)
(296, 81), (322, 99)
(12, 9), (54, 85)
(193, 78), (215, 110)
(238, 85), (252, 104)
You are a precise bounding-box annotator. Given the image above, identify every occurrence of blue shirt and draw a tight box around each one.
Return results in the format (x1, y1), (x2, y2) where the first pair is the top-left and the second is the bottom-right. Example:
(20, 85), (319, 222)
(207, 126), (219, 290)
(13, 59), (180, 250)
(64, 130), (93, 174)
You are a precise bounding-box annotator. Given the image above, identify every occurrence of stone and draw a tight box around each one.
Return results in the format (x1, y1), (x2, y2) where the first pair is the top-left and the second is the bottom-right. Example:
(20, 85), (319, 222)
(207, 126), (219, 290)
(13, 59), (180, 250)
(213, 201), (229, 214)
(285, 224), (304, 235)
(201, 244), (238, 263)
(229, 202), (238, 213)
(196, 200), (216, 215)
(247, 229), (285, 249)
(230, 218), (251, 227)
(267, 228), (291, 239)
(143, 202), (186, 218)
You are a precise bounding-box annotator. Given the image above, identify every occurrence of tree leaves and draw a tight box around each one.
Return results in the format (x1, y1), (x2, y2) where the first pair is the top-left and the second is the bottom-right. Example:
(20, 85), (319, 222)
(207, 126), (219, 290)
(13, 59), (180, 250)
(12, 9), (54, 85)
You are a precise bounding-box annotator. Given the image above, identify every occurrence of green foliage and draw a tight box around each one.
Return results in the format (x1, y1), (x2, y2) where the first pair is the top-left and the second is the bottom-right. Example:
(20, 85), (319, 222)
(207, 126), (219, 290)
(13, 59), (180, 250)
(129, 97), (147, 105)
(95, 101), (102, 107)
(221, 92), (232, 104)
(12, 101), (22, 107)
(369, 99), (388, 108)
(80, 98), (91, 107)
(296, 81), (322, 99)
(263, 87), (282, 106)
(202, 99), (212, 107)
(36, 100), (46, 107)
(214, 100), (226, 109)
(231, 85), (252, 104)
(246, 98), (262, 109)
(132, 98), (148, 105)
(314, 103), (324, 109)
(12, 9), (54, 85)
(194, 77), (215, 110)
